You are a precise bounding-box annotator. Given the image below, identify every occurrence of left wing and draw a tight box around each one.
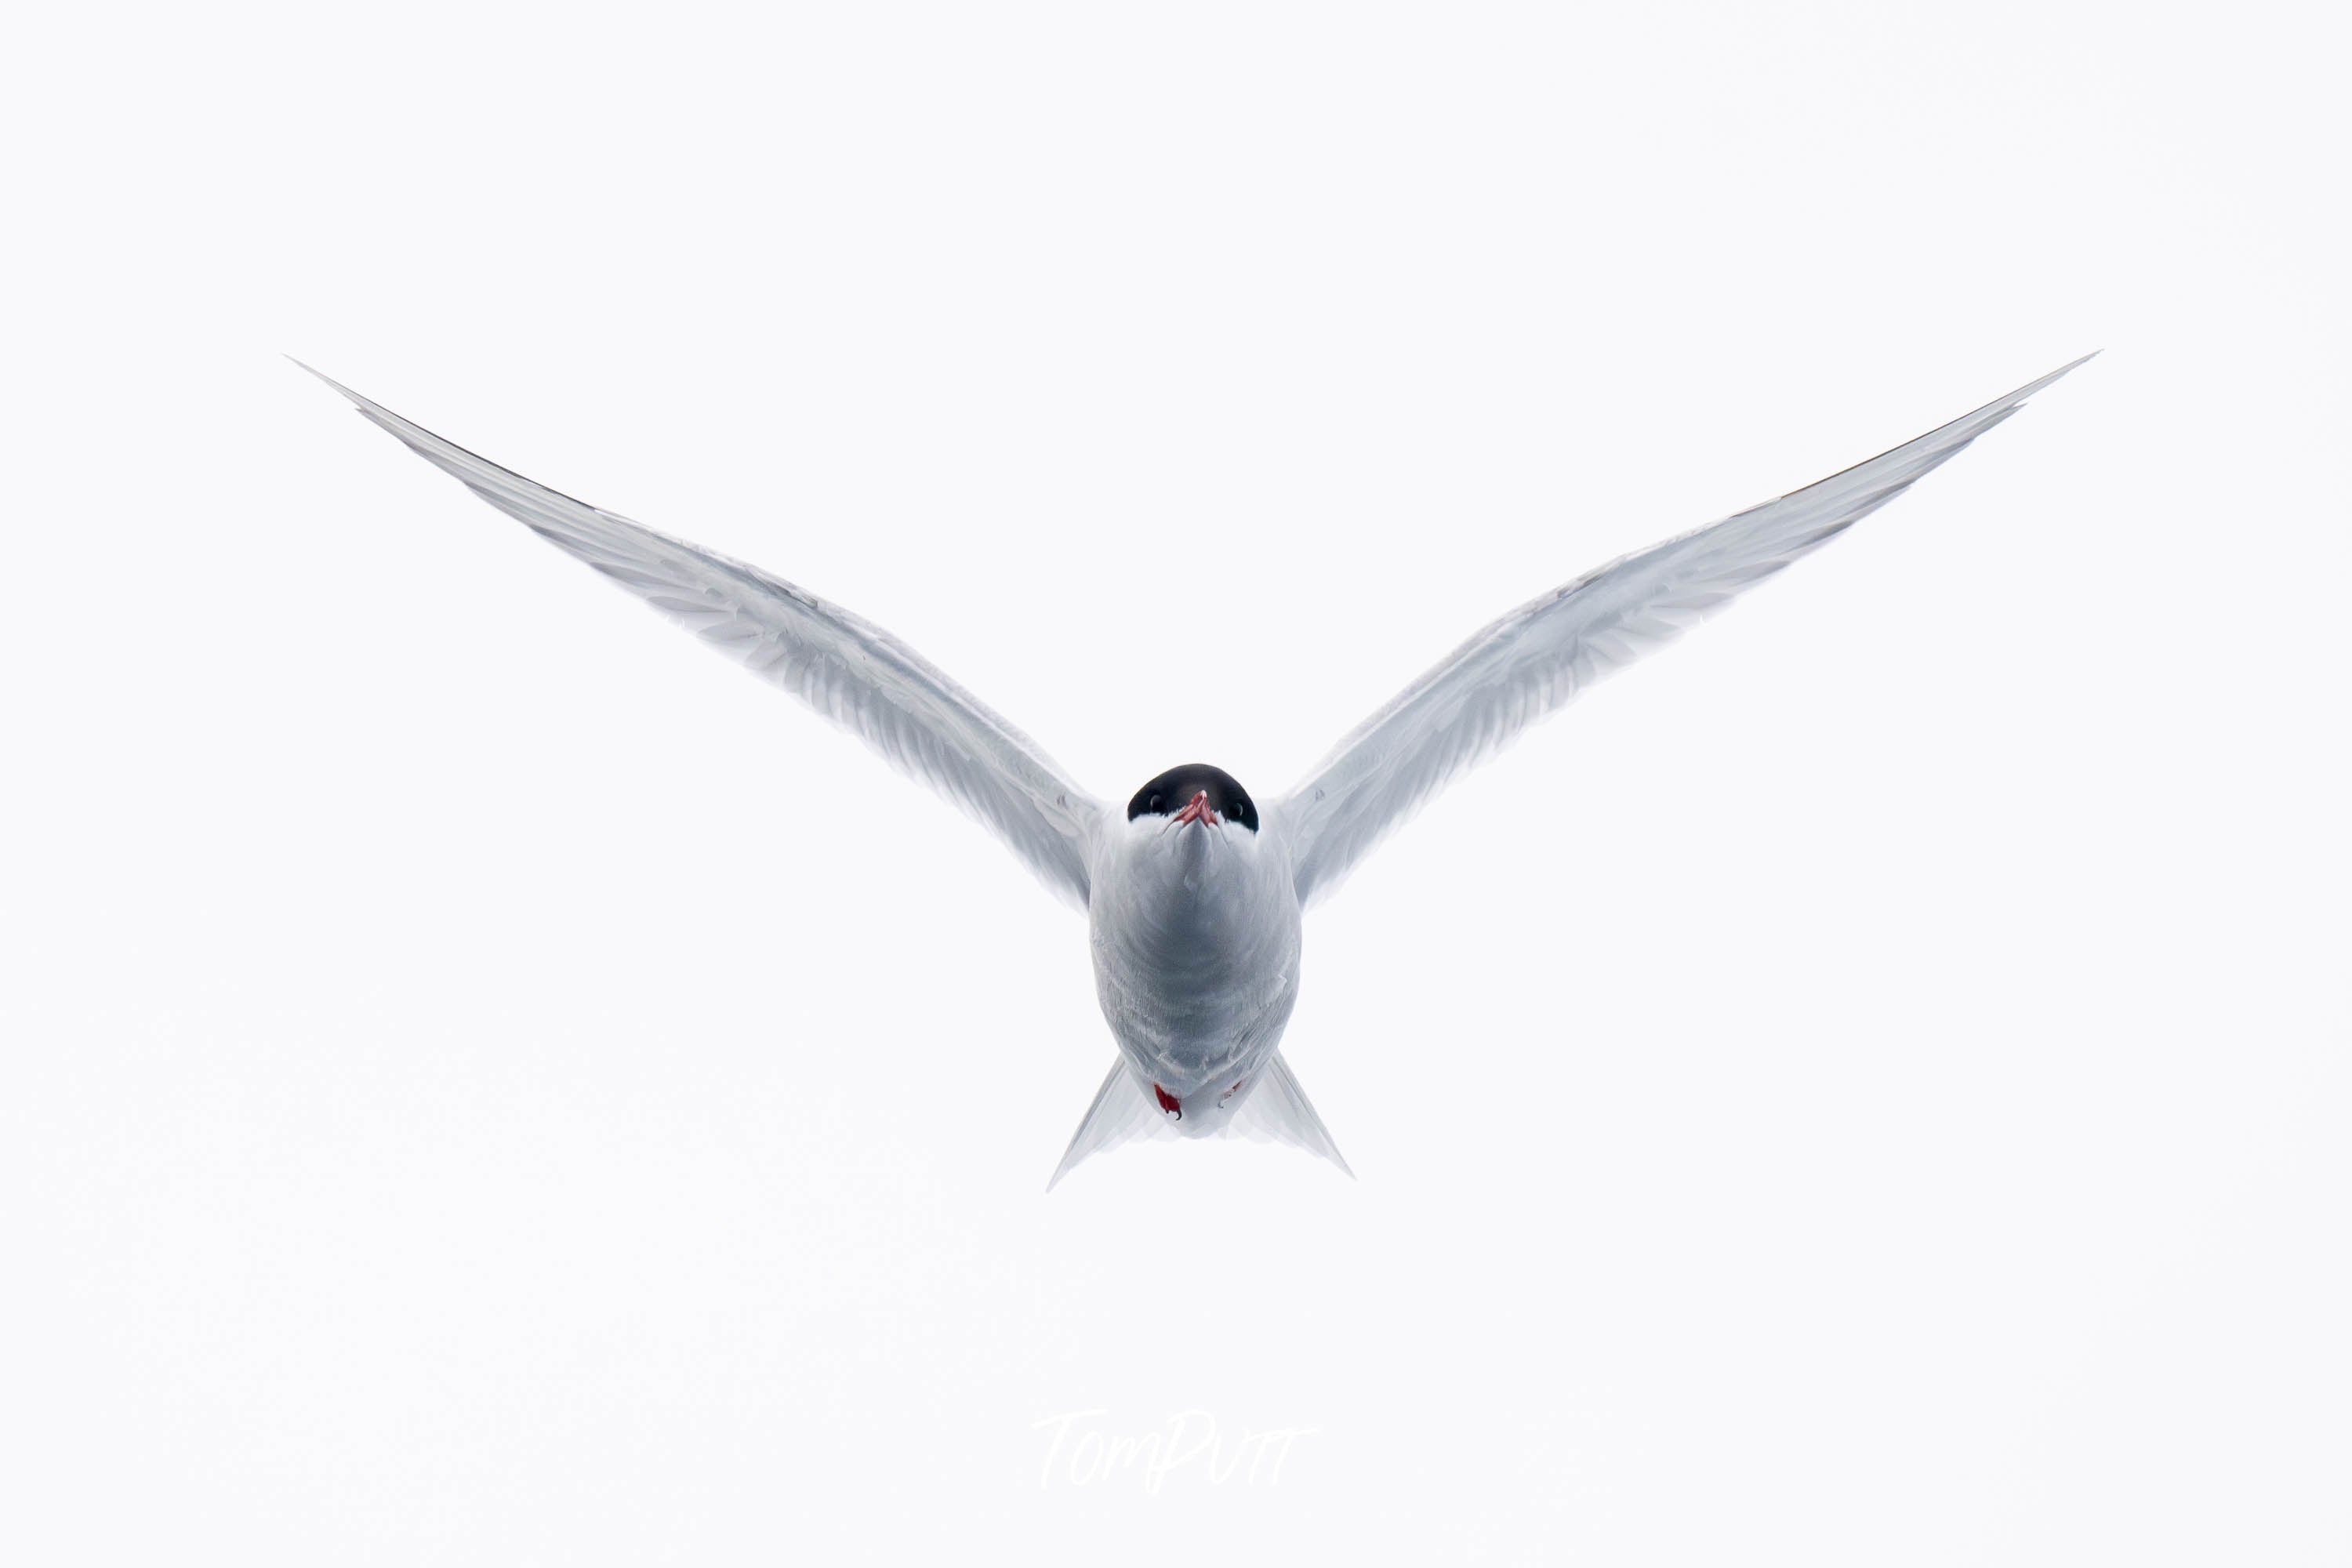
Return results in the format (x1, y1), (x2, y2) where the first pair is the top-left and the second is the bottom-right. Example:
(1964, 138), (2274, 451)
(301, 364), (1102, 909)
(1278, 356), (2092, 907)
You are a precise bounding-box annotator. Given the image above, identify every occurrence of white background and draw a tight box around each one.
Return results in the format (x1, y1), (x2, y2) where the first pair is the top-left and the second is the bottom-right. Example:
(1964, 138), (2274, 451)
(5, 2), (2345, 1562)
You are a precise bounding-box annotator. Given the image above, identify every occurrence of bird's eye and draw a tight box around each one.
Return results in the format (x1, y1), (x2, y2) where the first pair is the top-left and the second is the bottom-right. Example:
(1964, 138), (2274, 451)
(1127, 765), (1252, 825)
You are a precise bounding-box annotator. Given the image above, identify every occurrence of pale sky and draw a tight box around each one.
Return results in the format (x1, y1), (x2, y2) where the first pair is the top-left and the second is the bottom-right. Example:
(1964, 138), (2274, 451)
(5, 2), (2346, 1562)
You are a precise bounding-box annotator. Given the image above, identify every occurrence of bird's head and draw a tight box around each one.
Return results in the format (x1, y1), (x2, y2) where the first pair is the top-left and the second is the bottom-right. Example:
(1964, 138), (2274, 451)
(1125, 763), (1259, 840)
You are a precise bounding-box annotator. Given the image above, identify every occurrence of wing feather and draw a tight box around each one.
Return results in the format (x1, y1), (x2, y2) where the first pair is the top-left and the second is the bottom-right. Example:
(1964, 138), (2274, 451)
(302, 364), (1100, 909)
(1279, 356), (2092, 906)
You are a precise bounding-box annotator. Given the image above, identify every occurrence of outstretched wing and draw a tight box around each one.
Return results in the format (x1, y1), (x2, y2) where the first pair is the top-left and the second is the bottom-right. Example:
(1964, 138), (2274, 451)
(1279, 355), (2092, 907)
(303, 364), (1101, 909)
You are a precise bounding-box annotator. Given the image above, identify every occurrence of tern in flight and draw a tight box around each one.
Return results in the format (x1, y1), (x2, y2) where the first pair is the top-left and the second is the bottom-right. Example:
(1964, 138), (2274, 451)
(303, 355), (2089, 1186)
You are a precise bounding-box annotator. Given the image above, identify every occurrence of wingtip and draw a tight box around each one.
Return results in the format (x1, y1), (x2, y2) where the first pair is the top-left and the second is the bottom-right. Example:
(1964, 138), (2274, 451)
(288, 355), (361, 403)
(2010, 350), (2100, 404)
(285, 358), (393, 419)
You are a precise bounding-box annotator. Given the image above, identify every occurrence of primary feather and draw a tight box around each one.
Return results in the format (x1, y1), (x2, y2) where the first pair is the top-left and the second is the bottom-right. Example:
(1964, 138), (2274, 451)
(299, 362), (1101, 909)
(1278, 355), (2093, 907)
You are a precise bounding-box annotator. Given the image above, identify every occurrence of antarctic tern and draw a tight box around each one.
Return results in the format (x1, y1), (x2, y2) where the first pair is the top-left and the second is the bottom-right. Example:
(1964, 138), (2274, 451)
(301, 355), (2090, 1186)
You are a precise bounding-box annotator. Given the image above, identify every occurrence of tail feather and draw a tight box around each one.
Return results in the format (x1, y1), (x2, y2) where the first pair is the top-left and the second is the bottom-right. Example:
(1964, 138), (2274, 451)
(1046, 1053), (1354, 1189)
(1046, 1062), (1174, 1190)
(1229, 1054), (1354, 1178)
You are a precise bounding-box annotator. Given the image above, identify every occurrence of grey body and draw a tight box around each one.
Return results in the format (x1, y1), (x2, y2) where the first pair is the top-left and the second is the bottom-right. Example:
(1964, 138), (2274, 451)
(1088, 811), (1303, 1135)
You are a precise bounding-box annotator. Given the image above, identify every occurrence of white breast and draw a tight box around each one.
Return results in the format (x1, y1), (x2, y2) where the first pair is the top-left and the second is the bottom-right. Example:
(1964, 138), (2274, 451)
(1087, 813), (1305, 1100)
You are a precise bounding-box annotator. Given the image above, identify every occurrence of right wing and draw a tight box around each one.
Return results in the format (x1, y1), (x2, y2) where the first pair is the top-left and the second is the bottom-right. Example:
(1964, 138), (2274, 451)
(1277, 356), (2092, 907)
(303, 364), (1102, 910)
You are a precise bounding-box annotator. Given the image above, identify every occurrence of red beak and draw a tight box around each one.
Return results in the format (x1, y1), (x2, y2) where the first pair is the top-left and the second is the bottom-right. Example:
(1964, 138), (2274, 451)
(1171, 789), (1217, 827)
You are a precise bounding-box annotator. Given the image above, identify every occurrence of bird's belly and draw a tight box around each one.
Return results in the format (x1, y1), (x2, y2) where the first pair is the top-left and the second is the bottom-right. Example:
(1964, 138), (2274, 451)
(1091, 916), (1301, 1091)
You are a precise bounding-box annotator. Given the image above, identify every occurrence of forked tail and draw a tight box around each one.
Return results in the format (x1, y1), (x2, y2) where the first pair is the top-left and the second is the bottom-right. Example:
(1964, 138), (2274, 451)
(1047, 1054), (1353, 1189)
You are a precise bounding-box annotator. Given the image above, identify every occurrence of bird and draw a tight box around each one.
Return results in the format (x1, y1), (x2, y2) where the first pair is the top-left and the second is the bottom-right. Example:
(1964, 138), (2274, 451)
(299, 354), (2090, 1187)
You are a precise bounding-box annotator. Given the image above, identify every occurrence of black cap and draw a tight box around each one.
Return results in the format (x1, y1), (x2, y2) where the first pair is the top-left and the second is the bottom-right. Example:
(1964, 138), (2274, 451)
(1127, 764), (1258, 832)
